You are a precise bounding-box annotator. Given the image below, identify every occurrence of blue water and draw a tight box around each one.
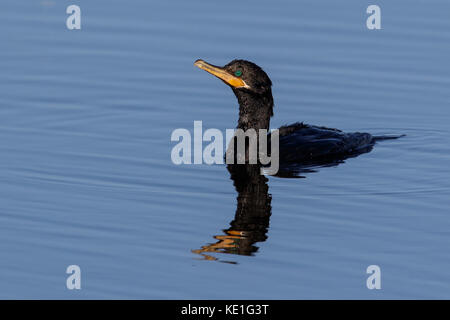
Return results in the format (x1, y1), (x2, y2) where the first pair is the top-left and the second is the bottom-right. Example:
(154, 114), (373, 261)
(1, 0), (450, 299)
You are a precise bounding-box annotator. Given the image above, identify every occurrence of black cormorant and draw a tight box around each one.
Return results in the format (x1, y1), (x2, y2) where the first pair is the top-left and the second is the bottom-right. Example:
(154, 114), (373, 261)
(194, 59), (403, 170)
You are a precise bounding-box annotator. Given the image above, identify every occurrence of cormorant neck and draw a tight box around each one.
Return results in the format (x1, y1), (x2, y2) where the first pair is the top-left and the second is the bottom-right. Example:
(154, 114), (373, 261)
(233, 89), (273, 131)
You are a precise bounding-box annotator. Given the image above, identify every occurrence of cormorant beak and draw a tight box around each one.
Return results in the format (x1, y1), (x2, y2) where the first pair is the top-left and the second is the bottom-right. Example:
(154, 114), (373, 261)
(194, 59), (249, 89)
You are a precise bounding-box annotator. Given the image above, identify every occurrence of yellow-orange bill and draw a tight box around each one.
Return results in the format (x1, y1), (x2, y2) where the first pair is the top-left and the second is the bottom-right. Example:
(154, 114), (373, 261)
(194, 59), (249, 89)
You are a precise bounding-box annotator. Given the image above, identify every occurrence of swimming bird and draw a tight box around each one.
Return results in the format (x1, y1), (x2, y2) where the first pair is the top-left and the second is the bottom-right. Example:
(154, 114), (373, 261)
(194, 59), (402, 170)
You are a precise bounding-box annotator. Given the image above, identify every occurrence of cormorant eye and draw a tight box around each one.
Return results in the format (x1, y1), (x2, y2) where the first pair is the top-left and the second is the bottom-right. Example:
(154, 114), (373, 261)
(234, 70), (243, 77)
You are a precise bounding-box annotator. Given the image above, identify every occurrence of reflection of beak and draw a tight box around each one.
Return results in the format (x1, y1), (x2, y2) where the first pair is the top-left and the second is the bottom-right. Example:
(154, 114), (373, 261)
(194, 59), (249, 89)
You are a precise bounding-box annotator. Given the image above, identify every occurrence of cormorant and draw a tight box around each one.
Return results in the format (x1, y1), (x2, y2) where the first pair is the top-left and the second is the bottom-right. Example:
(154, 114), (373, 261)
(194, 59), (403, 172)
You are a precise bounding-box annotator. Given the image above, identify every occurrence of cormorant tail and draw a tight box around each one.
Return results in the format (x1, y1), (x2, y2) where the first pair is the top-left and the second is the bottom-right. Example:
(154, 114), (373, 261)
(372, 134), (406, 141)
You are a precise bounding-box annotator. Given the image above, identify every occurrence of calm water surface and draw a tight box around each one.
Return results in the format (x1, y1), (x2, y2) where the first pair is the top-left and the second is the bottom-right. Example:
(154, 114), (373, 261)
(1, 0), (450, 298)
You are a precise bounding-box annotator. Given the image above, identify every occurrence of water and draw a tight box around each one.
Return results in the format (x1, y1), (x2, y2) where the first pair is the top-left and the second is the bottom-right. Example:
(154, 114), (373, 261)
(1, 0), (450, 299)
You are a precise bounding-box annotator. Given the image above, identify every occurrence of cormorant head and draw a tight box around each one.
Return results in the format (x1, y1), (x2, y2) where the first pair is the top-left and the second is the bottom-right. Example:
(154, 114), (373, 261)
(194, 59), (272, 95)
(194, 59), (274, 130)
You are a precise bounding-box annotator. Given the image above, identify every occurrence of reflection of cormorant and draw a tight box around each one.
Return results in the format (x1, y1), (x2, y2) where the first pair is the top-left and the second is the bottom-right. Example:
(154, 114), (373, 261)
(193, 148), (401, 261)
(194, 59), (403, 175)
(192, 164), (271, 262)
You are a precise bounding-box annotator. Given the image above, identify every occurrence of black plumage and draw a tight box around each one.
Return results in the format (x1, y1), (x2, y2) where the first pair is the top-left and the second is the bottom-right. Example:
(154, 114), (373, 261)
(195, 59), (403, 173)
